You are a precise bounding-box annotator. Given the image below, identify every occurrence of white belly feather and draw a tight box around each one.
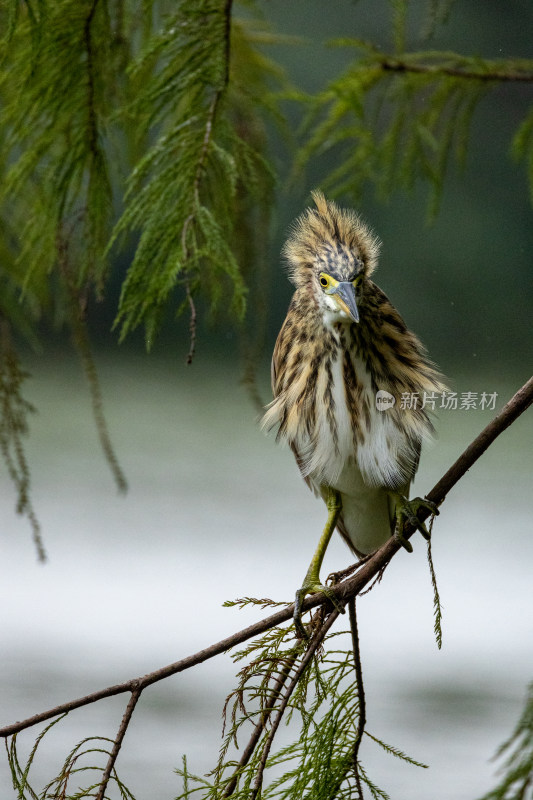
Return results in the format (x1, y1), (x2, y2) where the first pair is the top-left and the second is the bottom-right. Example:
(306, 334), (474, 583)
(265, 329), (420, 556)
(298, 351), (355, 485)
(331, 462), (396, 555)
(301, 350), (407, 555)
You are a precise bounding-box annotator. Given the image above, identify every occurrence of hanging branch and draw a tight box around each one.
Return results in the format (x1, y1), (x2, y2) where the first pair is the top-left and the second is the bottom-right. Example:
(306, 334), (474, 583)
(0, 375), (531, 752)
(83, 0), (101, 158)
(95, 685), (141, 800)
(223, 654), (298, 797)
(0, 318), (45, 561)
(326, 596), (368, 799)
(111, 0), (249, 352)
(299, 47), (533, 216)
(56, 223), (128, 494)
(185, 281), (197, 365)
(182, 1), (232, 364)
(379, 56), (533, 82)
(349, 598), (366, 797)
(250, 608), (341, 800)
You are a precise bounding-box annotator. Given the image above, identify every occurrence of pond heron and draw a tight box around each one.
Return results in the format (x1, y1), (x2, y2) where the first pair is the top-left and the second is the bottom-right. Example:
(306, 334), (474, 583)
(263, 192), (446, 636)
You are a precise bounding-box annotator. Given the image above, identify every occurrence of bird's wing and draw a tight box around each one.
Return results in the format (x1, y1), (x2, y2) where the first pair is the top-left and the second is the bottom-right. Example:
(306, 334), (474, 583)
(336, 515), (367, 559)
(270, 351), (278, 395)
(289, 442), (315, 493)
(270, 324), (284, 394)
(410, 437), (422, 480)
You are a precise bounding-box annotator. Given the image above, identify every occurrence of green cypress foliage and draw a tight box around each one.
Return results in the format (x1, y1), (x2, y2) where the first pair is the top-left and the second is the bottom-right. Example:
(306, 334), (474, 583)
(296, 41), (533, 216)
(1, 3), (533, 797)
(175, 618), (427, 800)
(1, 0), (115, 298)
(0, 0), (280, 548)
(478, 683), (533, 800)
(111, 0), (245, 347)
(0, 335), (44, 560)
(1, 0), (533, 351)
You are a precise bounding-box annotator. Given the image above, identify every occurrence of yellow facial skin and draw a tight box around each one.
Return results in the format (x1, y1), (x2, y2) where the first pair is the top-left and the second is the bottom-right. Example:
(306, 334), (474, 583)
(319, 272), (361, 322)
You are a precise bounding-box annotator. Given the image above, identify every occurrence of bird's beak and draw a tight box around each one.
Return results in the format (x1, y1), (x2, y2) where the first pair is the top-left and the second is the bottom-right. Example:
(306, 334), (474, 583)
(332, 281), (359, 323)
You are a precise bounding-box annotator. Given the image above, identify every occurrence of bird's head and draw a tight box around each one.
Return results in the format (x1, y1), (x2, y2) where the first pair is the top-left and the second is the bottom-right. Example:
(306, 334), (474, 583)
(283, 191), (381, 325)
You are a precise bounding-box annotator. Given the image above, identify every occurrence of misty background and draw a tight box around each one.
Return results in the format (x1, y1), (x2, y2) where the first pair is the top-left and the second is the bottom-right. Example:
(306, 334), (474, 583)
(1, 1), (532, 798)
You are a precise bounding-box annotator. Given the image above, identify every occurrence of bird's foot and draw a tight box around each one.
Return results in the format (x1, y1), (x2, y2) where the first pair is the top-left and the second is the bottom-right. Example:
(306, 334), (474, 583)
(393, 495), (439, 553)
(293, 574), (344, 640)
(293, 487), (344, 638)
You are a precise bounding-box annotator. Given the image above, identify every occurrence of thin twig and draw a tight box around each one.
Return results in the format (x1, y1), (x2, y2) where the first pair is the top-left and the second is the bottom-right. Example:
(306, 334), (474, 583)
(72, 318), (128, 493)
(380, 56), (533, 82)
(56, 226), (128, 493)
(1, 376), (532, 740)
(250, 609), (341, 800)
(83, 0), (101, 156)
(426, 518), (443, 650)
(185, 282), (197, 365)
(180, 0), (233, 365)
(327, 554), (373, 586)
(96, 685), (141, 800)
(0, 319), (46, 562)
(179, 98), (218, 368)
(358, 564), (387, 597)
(349, 597), (366, 799)
(191, 0), (232, 204)
(223, 655), (297, 797)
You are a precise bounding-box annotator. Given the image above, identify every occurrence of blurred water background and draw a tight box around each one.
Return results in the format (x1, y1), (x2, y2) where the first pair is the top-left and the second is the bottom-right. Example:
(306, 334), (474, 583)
(0, 353), (531, 799)
(2, 0), (533, 797)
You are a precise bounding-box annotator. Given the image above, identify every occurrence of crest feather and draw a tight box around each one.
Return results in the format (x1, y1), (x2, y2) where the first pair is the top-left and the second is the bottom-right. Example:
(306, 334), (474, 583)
(283, 191), (381, 287)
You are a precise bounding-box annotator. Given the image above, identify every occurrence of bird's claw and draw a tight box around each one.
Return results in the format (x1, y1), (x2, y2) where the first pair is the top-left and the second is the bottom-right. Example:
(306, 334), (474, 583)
(293, 589), (309, 640)
(294, 579), (344, 639)
(394, 496), (439, 552)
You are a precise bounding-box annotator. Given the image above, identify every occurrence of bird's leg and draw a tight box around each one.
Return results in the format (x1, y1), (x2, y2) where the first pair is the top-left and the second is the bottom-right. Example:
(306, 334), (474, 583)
(294, 487), (345, 638)
(390, 492), (439, 553)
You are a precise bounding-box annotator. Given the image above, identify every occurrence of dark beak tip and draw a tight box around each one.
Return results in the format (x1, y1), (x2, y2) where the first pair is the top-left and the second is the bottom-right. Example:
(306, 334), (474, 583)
(336, 282), (359, 324)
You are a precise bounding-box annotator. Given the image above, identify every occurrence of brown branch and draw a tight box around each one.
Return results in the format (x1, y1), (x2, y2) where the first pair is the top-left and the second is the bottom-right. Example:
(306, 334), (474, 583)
(349, 598), (365, 798)
(223, 654), (297, 797)
(328, 597), (367, 799)
(250, 608), (341, 800)
(380, 57), (533, 82)
(335, 375), (533, 604)
(96, 685), (141, 800)
(0, 609), (296, 738)
(185, 281), (197, 365)
(428, 375), (533, 506)
(1, 375), (532, 742)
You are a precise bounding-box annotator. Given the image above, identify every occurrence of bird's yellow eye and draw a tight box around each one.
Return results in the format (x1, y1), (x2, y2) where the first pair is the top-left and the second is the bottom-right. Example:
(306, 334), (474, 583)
(319, 274), (329, 288)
